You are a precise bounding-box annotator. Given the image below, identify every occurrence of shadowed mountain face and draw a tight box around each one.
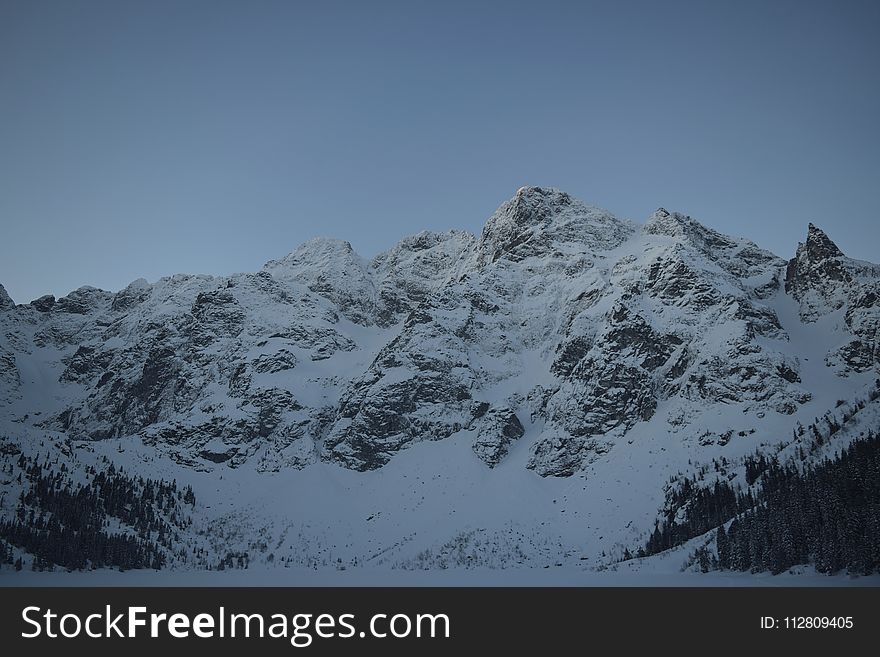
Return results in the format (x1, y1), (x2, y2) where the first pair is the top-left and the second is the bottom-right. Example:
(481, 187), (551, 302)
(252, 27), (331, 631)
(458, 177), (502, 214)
(0, 188), (877, 476)
(0, 284), (13, 311)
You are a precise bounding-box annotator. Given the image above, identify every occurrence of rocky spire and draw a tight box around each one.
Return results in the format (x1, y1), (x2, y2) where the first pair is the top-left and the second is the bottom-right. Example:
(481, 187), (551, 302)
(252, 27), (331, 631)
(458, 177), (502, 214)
(784, 223), (852, 318)
(0, 283), (13, 310)
(803, 222), (844, 260)
(785, 224), (851, 299)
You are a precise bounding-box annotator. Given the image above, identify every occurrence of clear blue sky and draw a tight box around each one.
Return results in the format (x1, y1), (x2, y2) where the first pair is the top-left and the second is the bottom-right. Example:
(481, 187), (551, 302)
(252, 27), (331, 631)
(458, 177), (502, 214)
(1, 0), (878, 303)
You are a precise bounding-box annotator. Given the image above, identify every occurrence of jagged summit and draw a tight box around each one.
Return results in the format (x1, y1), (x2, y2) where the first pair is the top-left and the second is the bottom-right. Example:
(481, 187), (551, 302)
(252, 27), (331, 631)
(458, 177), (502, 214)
(486, 186), (577, 231)
(0, 284), (13, 310)
(55, 286), (113, 315)
(266, 237), (360, 269)
(785, 223), (851, 308)
(475, 187), (634, 265)
(29, 294), (56, 312)
(804, 222), (845, 260)
(645, 207), (695, 235)
(263, 237), (375, 324)
(783, 223), (878, 369)
(645, 207), (734, 246)
(374, 229), (467, 254)
(644, 207), (783, 280)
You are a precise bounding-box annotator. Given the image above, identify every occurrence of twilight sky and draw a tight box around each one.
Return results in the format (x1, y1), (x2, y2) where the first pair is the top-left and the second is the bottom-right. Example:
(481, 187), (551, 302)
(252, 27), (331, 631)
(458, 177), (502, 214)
(1, 0), (878, 303)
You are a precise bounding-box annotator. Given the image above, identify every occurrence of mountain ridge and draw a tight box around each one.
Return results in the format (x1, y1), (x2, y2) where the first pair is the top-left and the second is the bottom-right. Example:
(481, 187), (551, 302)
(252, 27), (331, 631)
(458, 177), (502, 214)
(0, 187), (875, 476)
(1, 186), (878, 576)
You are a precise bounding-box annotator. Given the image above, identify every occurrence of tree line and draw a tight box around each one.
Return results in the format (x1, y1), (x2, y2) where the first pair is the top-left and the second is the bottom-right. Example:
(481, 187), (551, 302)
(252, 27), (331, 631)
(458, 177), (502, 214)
(636, 379), (880, 567)
(0, 452), (195, 571)
(717, 430), (880, 574)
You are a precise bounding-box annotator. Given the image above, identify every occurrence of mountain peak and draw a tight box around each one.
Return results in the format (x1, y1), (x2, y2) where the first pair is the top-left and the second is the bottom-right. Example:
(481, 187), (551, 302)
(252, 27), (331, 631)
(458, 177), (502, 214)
(504, 186), (574, 226)
(295, 237), (356, 256)
(264, 237), (361, 271)
(644, 207), (747, 250)
(644, 208), (697, 237)
(514, 184), (569, 200)
(476, 188), (633, 265)
(643, 208), (784, 279)
(0, 283), (13, 310)
(262, 237), (375, 324)
(804, 223), (844, 260)
(785, 223), (853, 318)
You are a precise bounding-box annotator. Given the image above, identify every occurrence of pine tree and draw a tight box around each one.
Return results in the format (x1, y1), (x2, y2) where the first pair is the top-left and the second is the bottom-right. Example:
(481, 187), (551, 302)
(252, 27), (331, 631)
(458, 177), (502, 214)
(716, 524), (729, 569)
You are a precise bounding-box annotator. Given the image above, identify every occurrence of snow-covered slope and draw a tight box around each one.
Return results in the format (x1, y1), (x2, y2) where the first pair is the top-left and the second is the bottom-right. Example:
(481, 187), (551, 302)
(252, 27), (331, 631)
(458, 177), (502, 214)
(0, 187), (877, 576)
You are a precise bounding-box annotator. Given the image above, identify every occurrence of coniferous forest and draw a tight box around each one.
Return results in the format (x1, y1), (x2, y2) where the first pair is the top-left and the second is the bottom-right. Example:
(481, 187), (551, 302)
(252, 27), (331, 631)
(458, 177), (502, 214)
(717, 431), (880, 574)
(634, 382), (880, 575)
(642, 474), (750, 557)
(639, 429), (880, 575)
(0, 450), (195, 571)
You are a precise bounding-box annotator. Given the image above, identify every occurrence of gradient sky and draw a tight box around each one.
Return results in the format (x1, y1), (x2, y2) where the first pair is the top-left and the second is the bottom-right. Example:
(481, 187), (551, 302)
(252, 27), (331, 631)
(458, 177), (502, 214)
(1, 0), (878, 303)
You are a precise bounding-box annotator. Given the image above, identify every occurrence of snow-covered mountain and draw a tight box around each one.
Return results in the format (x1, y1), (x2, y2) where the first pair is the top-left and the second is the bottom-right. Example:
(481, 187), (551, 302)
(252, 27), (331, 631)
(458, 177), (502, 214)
(1, 187), (877, 577)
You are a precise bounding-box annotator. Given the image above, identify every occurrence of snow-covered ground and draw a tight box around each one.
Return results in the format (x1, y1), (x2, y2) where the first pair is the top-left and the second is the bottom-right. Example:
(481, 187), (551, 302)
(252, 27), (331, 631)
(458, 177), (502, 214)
(5, 566), (878, 587)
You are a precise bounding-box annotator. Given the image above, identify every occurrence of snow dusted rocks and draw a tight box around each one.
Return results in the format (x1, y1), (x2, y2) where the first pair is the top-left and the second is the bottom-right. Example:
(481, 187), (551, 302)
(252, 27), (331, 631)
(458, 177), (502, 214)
(370, 230), (475, 326)
(785, 223), (850, 318)
(470, 405), (525, 466)
(474, 186), (635, 266)
(263, 238), (377, 326)
(0, 188), (876, 479)
(0, 344), (18, 406)
(786, 223), (880, 371)
(30, 294), (56, 312)
(520, 205), (805, 476)
(0, 284), (13, 311)
(0, 286), (18, 405)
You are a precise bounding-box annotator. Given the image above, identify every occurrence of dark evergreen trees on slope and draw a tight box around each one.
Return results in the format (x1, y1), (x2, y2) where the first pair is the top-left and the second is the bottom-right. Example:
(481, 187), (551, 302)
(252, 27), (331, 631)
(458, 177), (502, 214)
(718, 430), (880, 575)
(0, 452), (196, 571)
(642, 477), (750, 556)
(640, 386), (880, 561)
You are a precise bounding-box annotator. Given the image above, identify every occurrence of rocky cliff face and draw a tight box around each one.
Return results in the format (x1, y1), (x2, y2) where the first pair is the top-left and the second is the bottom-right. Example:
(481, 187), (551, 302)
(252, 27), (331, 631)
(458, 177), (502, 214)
(0, 284), (13, 311)
(785, 223), (880, 371)
(0, 188), (876, 479)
